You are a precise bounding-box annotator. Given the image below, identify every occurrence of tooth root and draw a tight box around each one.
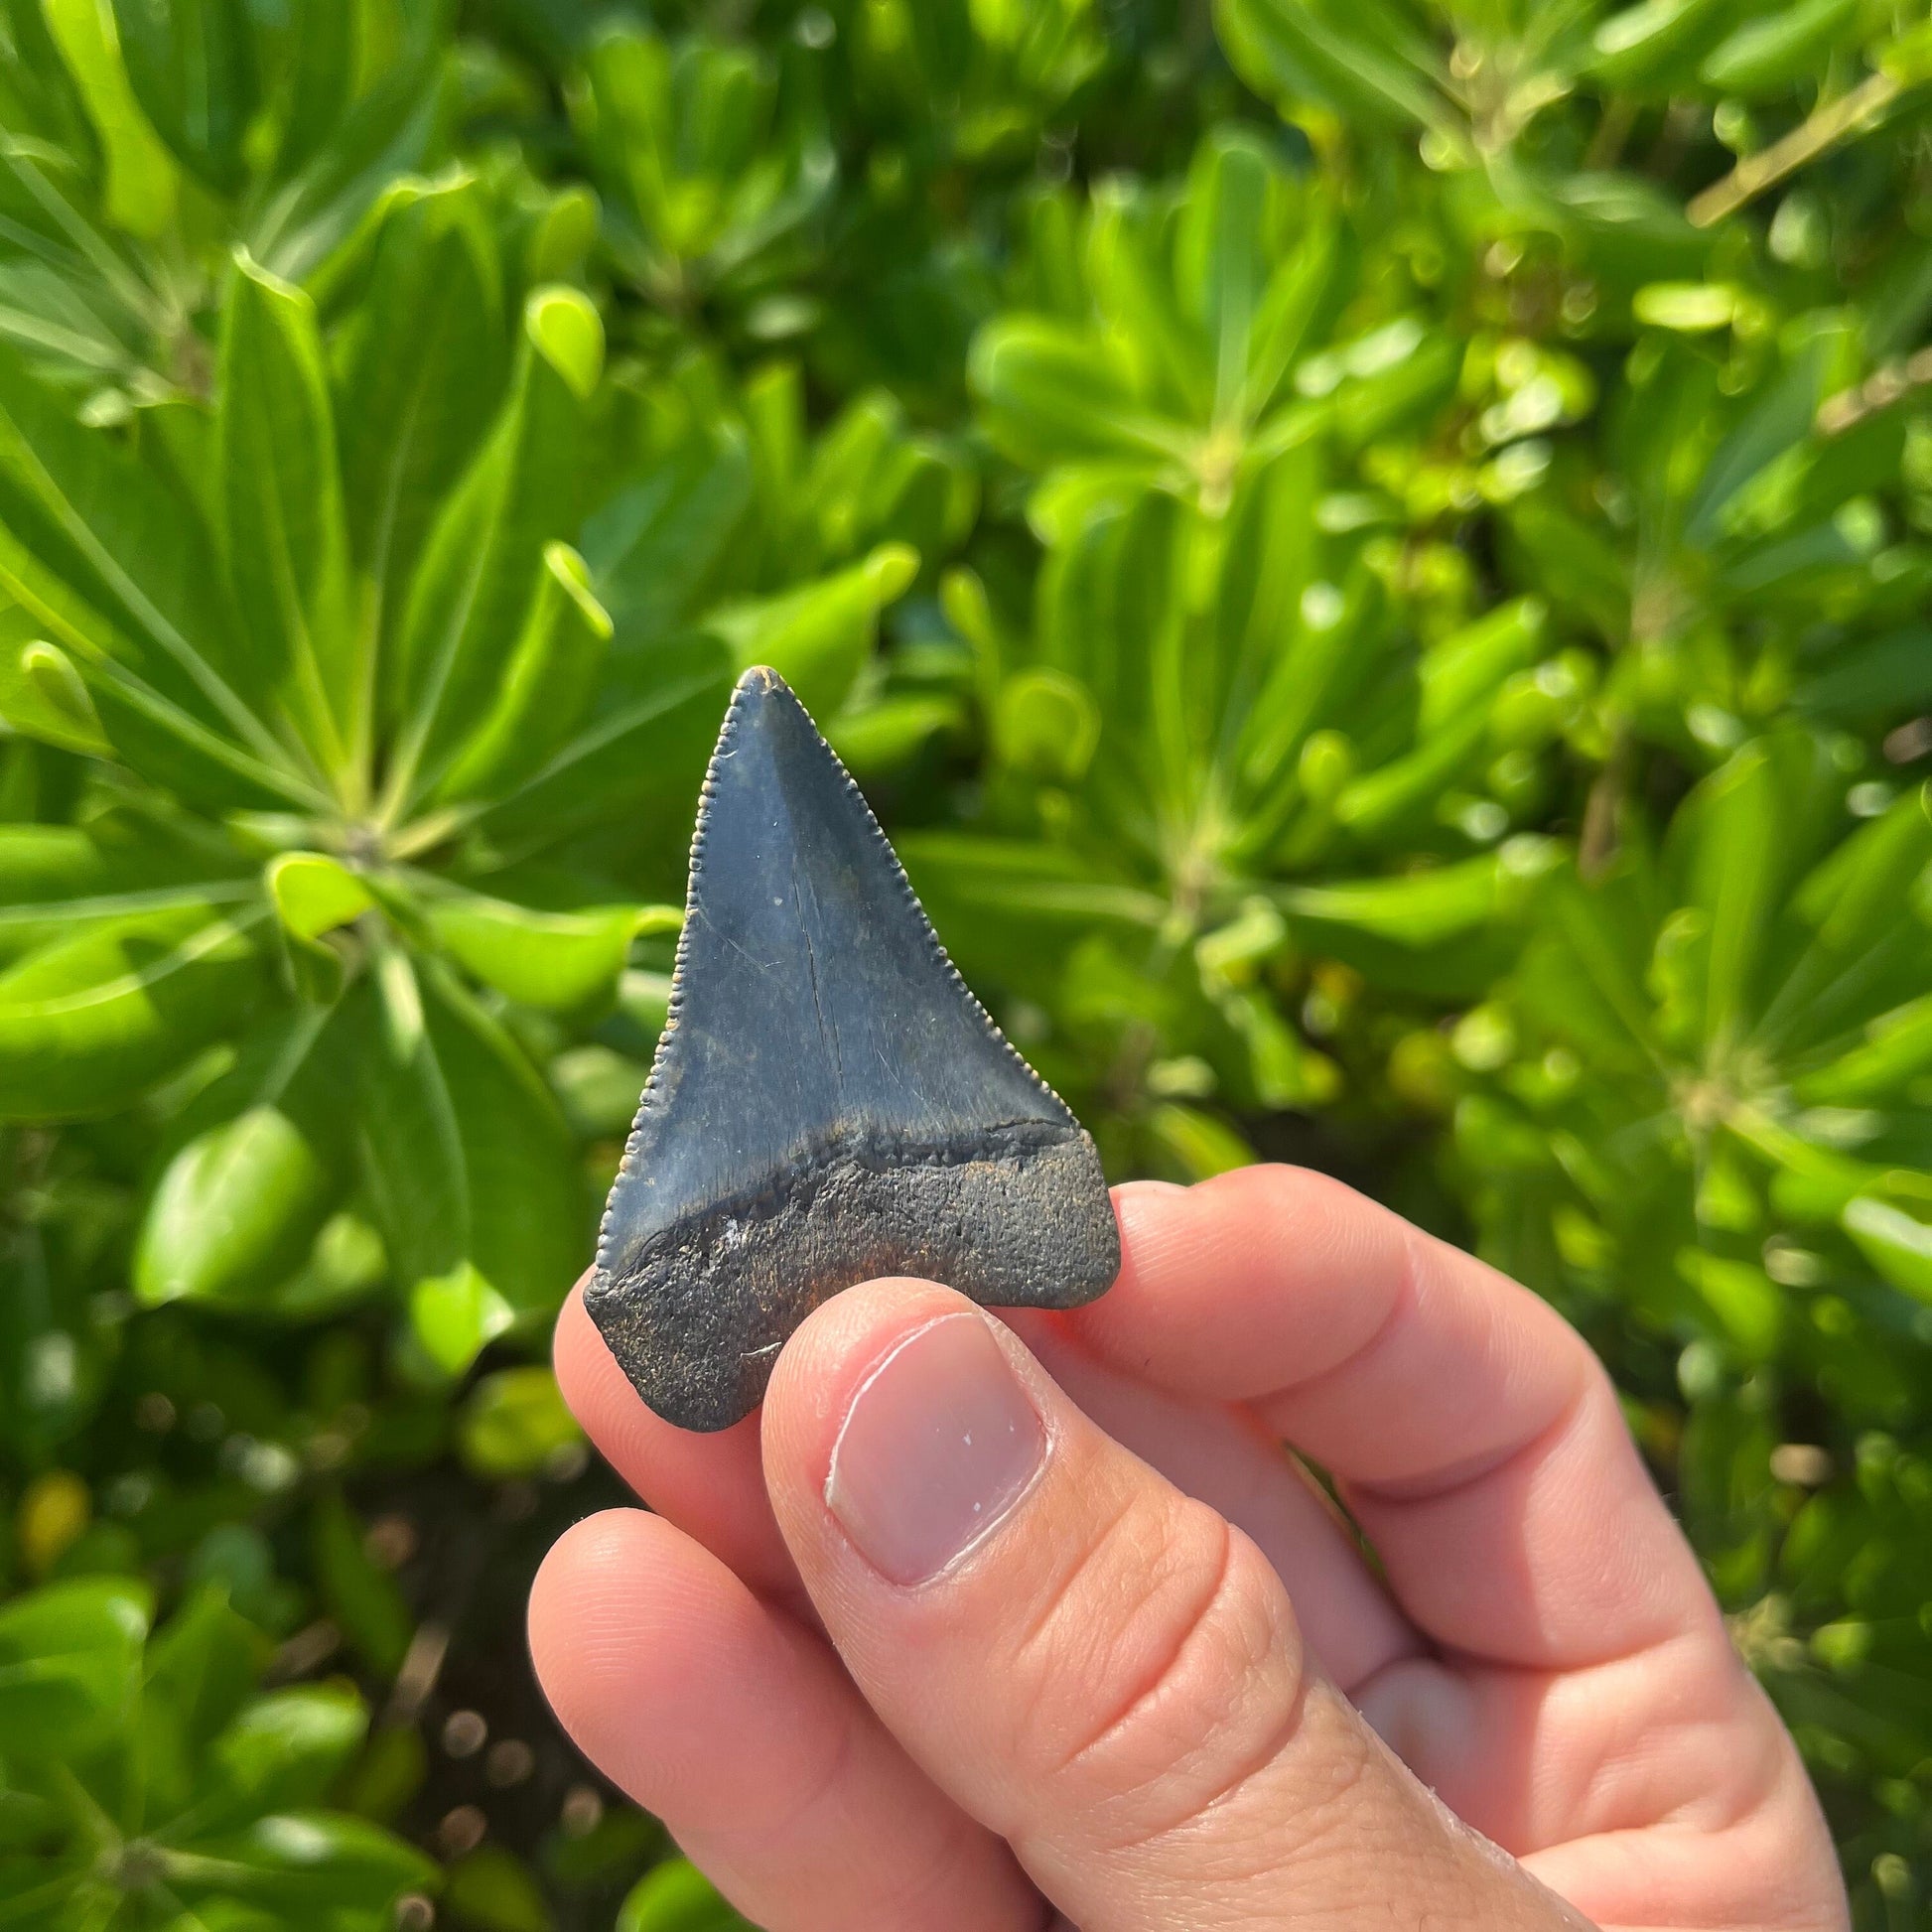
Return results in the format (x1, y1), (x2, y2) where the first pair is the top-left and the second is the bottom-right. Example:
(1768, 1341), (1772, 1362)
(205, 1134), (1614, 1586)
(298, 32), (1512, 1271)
(588, 665), (1119, 1431)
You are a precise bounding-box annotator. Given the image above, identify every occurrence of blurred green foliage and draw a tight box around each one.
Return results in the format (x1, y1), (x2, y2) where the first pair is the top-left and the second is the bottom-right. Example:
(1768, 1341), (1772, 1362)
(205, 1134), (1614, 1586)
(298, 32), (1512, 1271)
(0, 0), (1929, 1925)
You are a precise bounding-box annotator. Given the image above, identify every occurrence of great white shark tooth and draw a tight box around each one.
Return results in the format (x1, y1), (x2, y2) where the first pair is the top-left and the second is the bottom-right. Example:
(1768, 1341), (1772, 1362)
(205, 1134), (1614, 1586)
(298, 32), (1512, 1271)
(588, 665), (1120, 1431)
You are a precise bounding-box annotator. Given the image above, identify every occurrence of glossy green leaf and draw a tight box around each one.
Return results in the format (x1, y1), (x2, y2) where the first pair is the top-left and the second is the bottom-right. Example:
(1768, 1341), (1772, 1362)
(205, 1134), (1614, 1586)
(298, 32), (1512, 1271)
(0, 340), (287, 777)
(0, 899), (264, 1119)
(410, 1260), (515, 1378)
(971, 317), (1186, 473)
(1214, 0), (1450, 132)
(265, 852), (371, 942)
(425, 887), (644, 1013)
(354, 962), (583, 1318)
(458, 1365), (583, 1478)
(432, 542), (614, 804)
(1279, 854), (1508, 947)
(1701, 0), (1862, 95)
(704, 541), (917, 719)
(0, 821), (226, 962)
(110, 0), (258, 193)
(384, 287), (603, 812)
(441, 1846), (555, 1932)
(141, 1585), (262, 1809)
(618, 1859), (753, 1932)
(1843, 1197), (1932, 1305)
(335, 176), (507, 622)
(310, 1490), (411, 1677)
(210, 1685), (366, 1814)
(192, 1810), (435, 1911)
(0, 1576), (148, 1758)
(134, 1104), (335, 1308)
(0, 637), (108, 754)
(217, 251), (355, 776)
(995, 668), (1099, 782)
(43, 0), (179, 235)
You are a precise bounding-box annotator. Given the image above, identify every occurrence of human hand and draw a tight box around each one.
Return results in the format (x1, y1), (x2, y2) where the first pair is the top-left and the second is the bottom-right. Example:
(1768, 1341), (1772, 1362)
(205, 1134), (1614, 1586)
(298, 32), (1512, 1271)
(529, 1167), (1849, 1930)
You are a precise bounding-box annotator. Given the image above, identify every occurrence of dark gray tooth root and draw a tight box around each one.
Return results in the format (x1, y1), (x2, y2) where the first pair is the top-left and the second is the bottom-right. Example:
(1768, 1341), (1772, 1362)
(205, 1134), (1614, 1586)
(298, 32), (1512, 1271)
(588, 664), (1120, 1432)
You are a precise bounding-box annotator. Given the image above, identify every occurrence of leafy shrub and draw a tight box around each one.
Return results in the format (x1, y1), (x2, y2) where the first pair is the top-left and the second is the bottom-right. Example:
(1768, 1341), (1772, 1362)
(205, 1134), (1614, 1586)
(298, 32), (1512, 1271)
(2, 0), (1930, 1925)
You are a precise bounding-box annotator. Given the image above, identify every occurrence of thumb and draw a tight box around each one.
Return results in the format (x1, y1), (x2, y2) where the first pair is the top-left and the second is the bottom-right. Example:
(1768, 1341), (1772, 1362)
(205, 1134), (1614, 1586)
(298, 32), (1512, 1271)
(760, 1281), (1590, 1932)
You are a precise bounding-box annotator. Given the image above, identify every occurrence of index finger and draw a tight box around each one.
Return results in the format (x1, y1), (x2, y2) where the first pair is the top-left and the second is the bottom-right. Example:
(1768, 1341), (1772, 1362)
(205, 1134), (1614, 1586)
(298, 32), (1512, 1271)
(1066, 1169), (1719, 1672)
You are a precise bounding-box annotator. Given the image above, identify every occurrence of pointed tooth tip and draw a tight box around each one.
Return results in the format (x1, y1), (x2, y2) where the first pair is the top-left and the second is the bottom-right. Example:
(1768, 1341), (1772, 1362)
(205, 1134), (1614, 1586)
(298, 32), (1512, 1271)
(731, 663), (795, 703)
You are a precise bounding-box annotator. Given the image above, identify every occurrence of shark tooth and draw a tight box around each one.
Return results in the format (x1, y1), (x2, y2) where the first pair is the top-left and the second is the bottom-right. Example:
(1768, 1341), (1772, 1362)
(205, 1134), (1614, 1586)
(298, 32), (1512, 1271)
(588, 665), (1119, 1431)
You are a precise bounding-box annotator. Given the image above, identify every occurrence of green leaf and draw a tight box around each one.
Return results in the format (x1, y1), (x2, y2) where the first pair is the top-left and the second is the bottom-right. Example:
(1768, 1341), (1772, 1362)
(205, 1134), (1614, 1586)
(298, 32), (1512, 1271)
(1797, 995), (1932, 1105)
(0, 637), (109, 755)
(270, 0), (353, 175)
(0, 821), (240, 962)
(703, 541), (917, 720)
(191, 1811), (435, 1913)
(1682, 739), (1791, 1052)
(1416, 598), (1549, 737)
(1587, 0), (1738, 90)
(217, 251), (356, 778)
(1701, 0), (1863, 95)
(441, 1846), (555, 1932)
(335, 176), (507, 624)
(250, 44), (448, 286)
(583, 419), (755, 638)
(134, 1104), (335, 1308)
(1843, 1197), (1932, 1305)
(42, 0), (179, 236)
(310, 1490), (411, 1677)
(142, 1586), (263, 1813)
(384, 287), (604, 813)
(994, 668), (1099, 782)
(0, 340), (295, 788)
(617, 1859), (753, 1932)
(0, 899), (264, 1120)
(410, 1260), (515, 1378)
(110, 0), (258, 193)
(1279, 854), (1507, 948)
(458, 1365), (583, 1478)
(265, 852), (371, 941)
(1676, 1249), (1785, 1359)
(471, 638), (733, 853)
(1213, 0), (1450, 133)
(432, 542), (614, 804)
(354, 962), (584, 1318)
(0, 1576), (149, 1759)
(824, 692), (962, 776)
(263, 851), (369, 1002)
(425, 886), (644, 1013)
(211, 1685), (367, 1815)
(1146, 1101), (1256, 1180)
(1632, 282), (1742, 334)
(971, 316), (1187, 474)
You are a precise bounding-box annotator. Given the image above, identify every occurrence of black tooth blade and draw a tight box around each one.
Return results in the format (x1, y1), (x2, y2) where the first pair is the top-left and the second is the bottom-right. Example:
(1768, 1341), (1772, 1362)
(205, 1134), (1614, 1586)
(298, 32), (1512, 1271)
(588, 665), (1119, 1431)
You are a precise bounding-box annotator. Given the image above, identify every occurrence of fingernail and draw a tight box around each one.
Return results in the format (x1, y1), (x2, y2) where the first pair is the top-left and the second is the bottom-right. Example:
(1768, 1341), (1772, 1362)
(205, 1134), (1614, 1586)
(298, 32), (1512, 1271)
(825, 1313), (1047, 1587)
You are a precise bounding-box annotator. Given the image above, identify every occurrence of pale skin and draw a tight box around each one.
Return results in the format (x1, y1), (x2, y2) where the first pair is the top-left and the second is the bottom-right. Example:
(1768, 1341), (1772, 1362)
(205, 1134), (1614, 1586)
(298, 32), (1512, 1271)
(528, 1166), (1851, 1930)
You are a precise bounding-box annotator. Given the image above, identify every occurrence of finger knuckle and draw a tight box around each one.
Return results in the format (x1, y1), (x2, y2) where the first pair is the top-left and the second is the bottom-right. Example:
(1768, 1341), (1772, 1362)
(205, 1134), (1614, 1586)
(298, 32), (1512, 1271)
(1010, 1493), (1309, 1850)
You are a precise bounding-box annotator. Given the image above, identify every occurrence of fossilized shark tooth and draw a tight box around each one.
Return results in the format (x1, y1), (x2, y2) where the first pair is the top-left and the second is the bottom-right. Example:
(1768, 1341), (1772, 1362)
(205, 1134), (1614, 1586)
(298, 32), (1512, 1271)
(588, 665), (1120, 1431)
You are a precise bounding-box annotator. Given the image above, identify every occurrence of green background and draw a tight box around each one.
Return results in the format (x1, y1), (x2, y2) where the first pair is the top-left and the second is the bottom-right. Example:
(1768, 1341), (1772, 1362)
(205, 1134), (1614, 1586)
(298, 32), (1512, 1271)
(1, 0), (1930, 1925)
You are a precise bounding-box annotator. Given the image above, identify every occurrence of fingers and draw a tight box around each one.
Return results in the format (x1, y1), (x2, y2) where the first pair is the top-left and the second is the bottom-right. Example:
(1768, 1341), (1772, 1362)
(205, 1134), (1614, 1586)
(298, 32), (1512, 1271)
(1012, 1313), (1420, 1695)
(759, 1281), (1589, 1932)
(558, 1274), (1422, 1688)
(528, 1507), (1045, 1932)
(1073, 1171), (1719, 1669)
(554, 1281), (799, 1604)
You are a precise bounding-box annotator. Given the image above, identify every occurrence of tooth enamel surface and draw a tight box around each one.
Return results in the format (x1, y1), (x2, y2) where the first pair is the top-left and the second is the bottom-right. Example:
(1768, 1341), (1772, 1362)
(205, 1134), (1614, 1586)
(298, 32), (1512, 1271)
(589, 666), (1119, 1432)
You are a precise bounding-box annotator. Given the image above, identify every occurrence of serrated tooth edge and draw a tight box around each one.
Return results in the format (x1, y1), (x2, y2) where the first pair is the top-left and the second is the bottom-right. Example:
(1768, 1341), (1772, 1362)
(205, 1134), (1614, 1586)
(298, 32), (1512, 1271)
(595, 668), (1085, 1285)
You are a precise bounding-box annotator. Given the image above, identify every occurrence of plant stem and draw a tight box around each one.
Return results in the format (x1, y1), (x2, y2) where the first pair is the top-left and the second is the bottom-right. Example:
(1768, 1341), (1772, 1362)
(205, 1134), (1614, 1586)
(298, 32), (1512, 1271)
(1689, 69), (1905, 227)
